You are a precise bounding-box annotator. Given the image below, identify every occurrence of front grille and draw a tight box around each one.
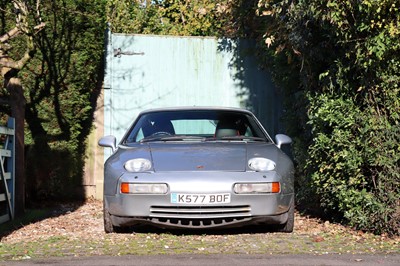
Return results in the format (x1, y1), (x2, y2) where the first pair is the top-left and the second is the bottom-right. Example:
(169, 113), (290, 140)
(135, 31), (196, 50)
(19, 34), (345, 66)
(150, 205), (251, 219)
(147, 205), (252, 228)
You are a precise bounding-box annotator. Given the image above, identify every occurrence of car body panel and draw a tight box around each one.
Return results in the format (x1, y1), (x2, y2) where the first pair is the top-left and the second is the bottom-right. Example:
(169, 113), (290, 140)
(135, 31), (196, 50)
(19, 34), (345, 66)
(149, 142), (247, 172)
(100, 107), (294, 231)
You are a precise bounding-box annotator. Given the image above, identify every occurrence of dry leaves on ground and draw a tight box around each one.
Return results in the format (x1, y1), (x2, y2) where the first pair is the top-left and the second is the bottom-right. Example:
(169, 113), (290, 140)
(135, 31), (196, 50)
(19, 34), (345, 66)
(1, 200), (399, 259)
(1, 199), (364, 244)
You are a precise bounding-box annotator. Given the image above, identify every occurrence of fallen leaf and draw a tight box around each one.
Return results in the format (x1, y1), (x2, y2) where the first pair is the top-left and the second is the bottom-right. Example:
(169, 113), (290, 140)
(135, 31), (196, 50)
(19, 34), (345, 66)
(313, 236), (325, 242)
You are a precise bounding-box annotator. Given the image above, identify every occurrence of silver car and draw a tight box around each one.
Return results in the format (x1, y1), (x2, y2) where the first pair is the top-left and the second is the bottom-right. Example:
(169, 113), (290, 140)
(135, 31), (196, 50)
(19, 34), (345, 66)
(99, 107), (294, 233)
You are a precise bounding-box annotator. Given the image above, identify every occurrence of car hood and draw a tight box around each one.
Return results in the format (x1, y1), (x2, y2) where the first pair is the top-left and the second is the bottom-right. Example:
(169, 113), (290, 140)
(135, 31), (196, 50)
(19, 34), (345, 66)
(146, 142), (274, 172)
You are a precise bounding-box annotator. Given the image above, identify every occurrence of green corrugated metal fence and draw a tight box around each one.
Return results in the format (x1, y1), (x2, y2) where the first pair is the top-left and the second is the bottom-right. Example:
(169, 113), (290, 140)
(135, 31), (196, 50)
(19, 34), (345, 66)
(103, 32), (284, 146)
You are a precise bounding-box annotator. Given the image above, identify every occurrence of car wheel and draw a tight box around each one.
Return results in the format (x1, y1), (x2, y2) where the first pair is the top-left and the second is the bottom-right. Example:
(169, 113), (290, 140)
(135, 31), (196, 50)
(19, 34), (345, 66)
(103, 204), (115, 233)
(276, 200), (295, 233)
(103, 206), (132, 234)
(103, 203), (124, 233)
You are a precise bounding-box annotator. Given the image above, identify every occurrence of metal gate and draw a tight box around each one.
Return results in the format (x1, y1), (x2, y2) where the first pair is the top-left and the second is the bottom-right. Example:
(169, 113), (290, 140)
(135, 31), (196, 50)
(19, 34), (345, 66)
(0, 117), (15, 224)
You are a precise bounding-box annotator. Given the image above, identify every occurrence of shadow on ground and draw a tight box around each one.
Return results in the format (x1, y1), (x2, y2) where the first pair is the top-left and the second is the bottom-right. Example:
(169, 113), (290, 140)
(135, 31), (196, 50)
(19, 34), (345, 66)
(0, 200), (85, 240)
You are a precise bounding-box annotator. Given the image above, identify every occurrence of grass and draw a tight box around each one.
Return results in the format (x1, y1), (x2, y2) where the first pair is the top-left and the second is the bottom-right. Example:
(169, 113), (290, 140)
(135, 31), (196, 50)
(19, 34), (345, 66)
(1, 230), (399, 261)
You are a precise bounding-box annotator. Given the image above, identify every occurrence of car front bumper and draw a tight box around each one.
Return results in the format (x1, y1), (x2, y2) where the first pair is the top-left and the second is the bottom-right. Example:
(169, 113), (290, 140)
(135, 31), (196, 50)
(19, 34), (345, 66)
(105, 171), (294, 229)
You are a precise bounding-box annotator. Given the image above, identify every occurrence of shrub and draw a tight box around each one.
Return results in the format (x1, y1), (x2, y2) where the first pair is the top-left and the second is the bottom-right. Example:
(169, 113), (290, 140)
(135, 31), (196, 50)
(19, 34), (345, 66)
(256, 0), (400, 235)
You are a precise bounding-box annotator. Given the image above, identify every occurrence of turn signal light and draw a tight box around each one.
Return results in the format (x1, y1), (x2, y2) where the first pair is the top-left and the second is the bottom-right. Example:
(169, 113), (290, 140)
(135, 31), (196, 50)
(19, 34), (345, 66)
(234, 182), (280, 194)
(120, 183), (168, 194)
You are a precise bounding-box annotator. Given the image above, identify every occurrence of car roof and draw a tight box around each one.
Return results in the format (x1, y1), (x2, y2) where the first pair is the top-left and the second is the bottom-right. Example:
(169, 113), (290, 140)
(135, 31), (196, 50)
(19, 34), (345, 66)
(137, 106), (254, 116)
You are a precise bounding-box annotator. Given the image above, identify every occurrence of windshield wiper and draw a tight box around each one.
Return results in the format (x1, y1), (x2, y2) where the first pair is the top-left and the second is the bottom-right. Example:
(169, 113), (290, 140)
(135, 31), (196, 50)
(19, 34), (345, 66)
(138, 135), (267, 143)
(140, 135), (205, 143)
(205, 136), (267, 142)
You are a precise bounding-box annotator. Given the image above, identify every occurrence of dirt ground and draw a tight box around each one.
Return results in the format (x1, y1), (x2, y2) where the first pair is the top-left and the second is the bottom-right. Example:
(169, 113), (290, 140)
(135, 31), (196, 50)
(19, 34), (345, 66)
(1, 199), (398, 242)
(1, 199), (355, 243)
(1, 200), (105, 244)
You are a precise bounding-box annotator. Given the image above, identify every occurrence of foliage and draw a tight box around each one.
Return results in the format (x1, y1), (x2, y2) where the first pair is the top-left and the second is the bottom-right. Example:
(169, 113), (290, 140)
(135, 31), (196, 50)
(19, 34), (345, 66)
(24, 0), (107, 200)
(106, 0), (258, 37)
(256, 0), (400, 235)
(0, 0), (107, 200)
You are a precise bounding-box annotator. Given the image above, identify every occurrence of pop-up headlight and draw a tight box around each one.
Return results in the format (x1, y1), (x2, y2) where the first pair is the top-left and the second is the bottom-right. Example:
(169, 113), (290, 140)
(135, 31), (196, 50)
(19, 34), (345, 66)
(248, 157), (276, 171)
(124, 158), (152, 172)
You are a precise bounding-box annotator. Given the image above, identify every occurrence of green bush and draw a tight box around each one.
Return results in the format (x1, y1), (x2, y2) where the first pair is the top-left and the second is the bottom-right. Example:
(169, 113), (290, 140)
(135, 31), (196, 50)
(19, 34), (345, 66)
(306, 94), (399, 235)
(256, 0), (400, 235)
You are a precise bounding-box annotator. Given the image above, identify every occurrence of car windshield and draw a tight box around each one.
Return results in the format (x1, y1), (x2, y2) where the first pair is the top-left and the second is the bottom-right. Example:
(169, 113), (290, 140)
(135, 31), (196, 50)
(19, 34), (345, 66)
(123, 110), (270, 144)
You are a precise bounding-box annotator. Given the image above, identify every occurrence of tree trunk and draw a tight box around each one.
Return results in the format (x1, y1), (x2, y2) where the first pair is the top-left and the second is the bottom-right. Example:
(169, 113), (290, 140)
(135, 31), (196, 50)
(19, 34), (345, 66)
(8, 77), (26, 216)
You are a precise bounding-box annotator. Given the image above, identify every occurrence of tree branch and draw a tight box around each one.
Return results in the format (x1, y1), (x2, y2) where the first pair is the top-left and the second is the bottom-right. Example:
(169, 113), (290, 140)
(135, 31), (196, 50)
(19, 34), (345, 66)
(0, 1), (45, 72)
(0, 52), (31, 70)
(0, 27), (21, 43)
(34, 22), (46, 31)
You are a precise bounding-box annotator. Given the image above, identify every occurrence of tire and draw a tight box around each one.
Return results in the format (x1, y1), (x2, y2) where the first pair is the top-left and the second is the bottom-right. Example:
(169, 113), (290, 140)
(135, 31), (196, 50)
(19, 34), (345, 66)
(103, 203), (133, 233)
(103, 204), (114, 233)
(103, 203), (123, 233)
(276, 200), (295, 233)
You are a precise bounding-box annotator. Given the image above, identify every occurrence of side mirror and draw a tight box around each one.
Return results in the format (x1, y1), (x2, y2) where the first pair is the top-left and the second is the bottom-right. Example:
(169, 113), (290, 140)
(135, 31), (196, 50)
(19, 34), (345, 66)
(275, 134), (292, 149)
(98, 135), (117, 152)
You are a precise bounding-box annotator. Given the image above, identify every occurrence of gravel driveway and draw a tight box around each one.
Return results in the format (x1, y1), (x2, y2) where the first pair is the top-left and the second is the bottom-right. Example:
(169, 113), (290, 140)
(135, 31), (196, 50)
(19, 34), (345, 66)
(0, 200), (399, 263)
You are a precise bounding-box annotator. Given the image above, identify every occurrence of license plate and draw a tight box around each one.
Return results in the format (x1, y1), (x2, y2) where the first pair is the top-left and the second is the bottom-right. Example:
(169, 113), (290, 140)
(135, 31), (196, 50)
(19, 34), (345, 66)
(171, 193), (231, 204)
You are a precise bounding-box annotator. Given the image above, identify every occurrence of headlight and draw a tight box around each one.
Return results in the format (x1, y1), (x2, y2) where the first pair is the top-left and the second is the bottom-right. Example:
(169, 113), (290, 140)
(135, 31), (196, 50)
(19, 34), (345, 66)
(248, 157), (276, 171)
(124, 158), (152, 172)
(234, 182), (280, 194)
(121, 183), (168, 194)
